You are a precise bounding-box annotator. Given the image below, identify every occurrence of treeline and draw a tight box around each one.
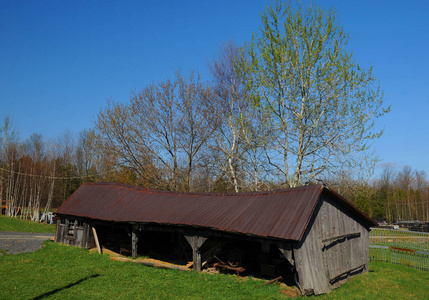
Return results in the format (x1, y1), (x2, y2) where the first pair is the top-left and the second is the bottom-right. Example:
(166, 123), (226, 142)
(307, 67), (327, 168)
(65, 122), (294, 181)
(329, 165), (429, 222)
(0, 116), (92, 220)
(1, 109), (427, 222)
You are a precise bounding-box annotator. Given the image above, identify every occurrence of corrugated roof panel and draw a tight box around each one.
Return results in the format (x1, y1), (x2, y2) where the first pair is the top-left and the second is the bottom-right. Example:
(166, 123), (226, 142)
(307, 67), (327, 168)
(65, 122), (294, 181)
(287, 188), (323, 240)
(56, 182), (376, 241)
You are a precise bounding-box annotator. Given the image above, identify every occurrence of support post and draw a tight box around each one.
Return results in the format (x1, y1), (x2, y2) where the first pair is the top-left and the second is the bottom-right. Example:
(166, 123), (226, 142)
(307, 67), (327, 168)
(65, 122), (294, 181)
(92, 226), (102, 254)
(131, 224), (139, 258)
(184, 231), (207, 272)
(194, 246), (202, 271)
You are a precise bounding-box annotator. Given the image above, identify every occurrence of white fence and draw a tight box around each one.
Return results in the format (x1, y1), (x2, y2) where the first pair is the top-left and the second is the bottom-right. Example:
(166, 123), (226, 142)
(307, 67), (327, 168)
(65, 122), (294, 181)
(369, 228), (429, 271)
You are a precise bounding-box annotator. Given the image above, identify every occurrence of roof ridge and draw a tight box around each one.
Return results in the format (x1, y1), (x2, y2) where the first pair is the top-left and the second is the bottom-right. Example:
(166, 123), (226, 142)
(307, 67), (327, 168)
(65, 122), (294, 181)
(81, 182), (323, 196)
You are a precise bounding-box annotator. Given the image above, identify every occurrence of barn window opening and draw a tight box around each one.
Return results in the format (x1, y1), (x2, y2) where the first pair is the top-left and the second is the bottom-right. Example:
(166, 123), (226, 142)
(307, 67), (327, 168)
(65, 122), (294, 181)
(66, 220), (75, 237)
(76, 220), (84, 228)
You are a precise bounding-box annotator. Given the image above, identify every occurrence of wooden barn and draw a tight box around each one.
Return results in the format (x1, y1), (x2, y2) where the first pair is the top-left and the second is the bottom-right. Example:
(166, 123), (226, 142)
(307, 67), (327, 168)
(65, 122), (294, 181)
(55, 182), (376, 295)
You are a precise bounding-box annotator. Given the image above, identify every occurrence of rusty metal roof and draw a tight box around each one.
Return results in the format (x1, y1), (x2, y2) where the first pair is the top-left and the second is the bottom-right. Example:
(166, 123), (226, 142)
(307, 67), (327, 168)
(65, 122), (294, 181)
(56, 183), (376, 241)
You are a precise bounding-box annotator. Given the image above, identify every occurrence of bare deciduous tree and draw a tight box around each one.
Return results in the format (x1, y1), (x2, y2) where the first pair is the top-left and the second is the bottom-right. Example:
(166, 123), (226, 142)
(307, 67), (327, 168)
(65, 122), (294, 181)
(93, 70), (218, 192)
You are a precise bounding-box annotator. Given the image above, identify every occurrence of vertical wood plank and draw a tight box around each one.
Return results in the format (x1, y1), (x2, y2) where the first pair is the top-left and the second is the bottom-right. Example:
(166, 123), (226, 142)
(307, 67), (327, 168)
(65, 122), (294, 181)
(293, 199), (330, 295)
(194, 242), (202, 272)
(132, 224), (139, 258)
(55, 221), (61, 243)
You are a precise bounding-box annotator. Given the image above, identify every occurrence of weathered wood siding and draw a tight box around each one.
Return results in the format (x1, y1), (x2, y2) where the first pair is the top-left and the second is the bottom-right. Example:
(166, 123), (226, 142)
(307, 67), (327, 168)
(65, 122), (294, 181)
(55, 217), (95, 249)
(293, 193), (370, 295)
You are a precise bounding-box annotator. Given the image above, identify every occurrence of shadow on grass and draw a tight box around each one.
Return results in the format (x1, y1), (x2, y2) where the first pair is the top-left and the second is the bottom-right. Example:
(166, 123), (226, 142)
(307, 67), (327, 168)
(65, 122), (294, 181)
(32, 274), (100, 299)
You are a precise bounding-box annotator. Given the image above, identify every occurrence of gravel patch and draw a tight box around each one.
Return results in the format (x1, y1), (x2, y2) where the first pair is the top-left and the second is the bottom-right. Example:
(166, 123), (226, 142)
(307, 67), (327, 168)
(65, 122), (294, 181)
(0, 231), (55, 255)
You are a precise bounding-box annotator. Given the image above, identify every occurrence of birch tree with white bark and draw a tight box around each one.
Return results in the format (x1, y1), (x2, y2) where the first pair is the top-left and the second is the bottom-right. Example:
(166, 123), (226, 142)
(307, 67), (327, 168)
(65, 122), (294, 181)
(237, 1), (389, 187)
(210, 42), (273, 192)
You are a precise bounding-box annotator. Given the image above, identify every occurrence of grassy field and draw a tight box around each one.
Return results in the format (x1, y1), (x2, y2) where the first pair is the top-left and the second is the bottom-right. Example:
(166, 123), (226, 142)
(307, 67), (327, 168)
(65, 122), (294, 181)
(0, 214), (56, 233)
(1, 242), (428, 299)
(1, 216), (428, 299)
(0, 241), (286, 299)
(317, 262), (429, 300)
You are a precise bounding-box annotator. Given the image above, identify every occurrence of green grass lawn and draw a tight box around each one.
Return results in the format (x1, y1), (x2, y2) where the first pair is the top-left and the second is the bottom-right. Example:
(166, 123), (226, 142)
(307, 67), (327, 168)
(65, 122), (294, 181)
(1, 216), (428, 299)
(1, 241), (428, 299)
(0, 214), (56, 233)
(316, 262), (429, 300)
(0, 241), (285, 299)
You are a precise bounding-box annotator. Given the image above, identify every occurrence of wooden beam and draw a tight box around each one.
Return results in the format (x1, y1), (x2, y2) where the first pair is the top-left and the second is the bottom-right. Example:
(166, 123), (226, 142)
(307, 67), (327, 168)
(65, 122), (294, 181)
(322, 232), (360, 244)
(111, 257), (191, 272)
(184, 231), (207, 272)
(329, 264), (365, 283)
(277, 242), (294, 266)
(138, 223), (286, 245)
(256, 276), (283, 288)
(131, 224), (139, 258)
(92, 226), (102, 254)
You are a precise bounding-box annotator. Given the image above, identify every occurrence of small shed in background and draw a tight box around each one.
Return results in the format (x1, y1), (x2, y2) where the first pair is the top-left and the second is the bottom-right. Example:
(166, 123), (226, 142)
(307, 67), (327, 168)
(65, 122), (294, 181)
(55, 182), (376, 295)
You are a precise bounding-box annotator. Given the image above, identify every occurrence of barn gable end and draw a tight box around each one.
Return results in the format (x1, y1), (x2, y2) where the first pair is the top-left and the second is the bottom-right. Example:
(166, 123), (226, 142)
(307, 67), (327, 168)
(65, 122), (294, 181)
(293, 190), (372, 295)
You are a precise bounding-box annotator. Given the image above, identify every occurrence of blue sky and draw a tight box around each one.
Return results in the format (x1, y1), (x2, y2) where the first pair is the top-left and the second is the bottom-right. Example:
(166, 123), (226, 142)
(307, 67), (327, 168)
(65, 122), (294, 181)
(1, 0), (428, 178)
